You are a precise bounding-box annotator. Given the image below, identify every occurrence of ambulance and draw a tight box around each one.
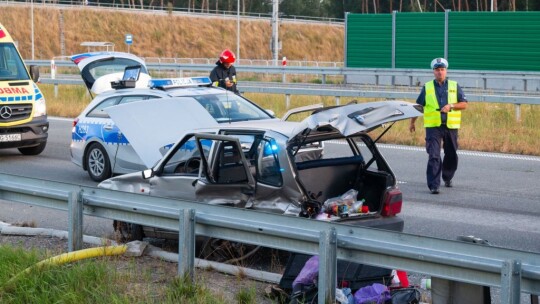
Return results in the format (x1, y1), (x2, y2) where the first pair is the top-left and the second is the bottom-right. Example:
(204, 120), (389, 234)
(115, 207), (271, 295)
(0, 23), (48, 155)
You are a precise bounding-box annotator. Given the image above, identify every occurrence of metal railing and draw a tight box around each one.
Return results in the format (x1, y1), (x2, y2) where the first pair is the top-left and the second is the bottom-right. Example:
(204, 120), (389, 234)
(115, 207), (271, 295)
(30, 59), (540, 94)
(29, 59), (540, 121)
(0, 173), (539, 303)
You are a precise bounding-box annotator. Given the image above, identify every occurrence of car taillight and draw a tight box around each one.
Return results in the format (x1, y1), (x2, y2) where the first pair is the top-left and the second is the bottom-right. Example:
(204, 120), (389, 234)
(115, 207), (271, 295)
(381, 188), (402, 216)
(72, 118), (79, 127)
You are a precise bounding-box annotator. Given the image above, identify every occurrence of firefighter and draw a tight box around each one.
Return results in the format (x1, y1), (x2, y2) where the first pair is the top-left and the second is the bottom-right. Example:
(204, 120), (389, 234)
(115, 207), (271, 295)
(209, 49), (239, 94)
(409, 58), (468, 194)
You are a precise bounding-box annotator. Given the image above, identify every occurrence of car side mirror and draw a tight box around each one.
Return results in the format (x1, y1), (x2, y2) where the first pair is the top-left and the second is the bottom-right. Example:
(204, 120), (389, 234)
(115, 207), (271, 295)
(142, 169), (154, 179)
(29, 65), (40, 83)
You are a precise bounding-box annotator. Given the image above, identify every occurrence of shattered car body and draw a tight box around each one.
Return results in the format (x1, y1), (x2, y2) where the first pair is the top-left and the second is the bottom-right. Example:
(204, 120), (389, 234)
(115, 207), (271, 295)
(99, 99), (423, 239)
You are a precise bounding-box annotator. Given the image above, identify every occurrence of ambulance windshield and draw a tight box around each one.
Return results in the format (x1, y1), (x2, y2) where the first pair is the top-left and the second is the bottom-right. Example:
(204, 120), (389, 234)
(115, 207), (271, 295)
(0, 43), (30, 81)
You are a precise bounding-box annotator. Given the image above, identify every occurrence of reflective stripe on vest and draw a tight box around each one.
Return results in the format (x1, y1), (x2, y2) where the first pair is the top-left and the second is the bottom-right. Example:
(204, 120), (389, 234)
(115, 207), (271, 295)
(423, 80), (461, 129)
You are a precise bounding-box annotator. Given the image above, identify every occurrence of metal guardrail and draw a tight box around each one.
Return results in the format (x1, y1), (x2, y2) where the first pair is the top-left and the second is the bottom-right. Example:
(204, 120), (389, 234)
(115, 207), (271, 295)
(0, 173), (539, 303)
(30, 59), (540, 121)
(30, 59), (540, 96)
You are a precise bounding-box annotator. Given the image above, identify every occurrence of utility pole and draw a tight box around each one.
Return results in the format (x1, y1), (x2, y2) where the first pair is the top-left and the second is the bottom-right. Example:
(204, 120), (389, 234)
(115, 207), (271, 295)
(271, 0), (279, 66)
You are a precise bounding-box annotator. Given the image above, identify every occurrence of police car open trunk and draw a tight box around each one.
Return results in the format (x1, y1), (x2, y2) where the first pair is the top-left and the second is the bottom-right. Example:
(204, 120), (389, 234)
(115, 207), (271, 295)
(287, 101), (423, 227)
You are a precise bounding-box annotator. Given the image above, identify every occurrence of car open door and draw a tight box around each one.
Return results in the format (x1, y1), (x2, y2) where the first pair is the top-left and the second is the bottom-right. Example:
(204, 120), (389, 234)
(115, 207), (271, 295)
(193, 133), (256, 207)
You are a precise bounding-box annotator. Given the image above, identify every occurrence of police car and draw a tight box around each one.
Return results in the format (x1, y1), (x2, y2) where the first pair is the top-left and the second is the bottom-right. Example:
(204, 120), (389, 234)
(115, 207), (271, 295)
(70, 52), (276, 181)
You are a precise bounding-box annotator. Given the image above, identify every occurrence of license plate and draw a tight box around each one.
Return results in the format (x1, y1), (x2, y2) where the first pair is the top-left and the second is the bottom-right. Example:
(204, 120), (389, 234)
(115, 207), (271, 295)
(0, 134), (21, 142)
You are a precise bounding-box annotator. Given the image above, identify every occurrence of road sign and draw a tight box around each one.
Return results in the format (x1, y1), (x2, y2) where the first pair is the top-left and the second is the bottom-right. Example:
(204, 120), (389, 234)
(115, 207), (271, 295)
(125, 34), (133, 45)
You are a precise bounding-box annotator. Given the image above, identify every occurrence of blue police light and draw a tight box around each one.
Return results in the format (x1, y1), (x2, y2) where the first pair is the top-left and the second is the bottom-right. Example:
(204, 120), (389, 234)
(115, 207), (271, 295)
(149, 77), (212, 89)
(263, 141), (279, 156)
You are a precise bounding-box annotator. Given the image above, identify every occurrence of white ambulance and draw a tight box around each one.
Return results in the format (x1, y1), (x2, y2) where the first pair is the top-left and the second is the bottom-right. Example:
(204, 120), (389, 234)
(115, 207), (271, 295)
(0, 23), (48, 155)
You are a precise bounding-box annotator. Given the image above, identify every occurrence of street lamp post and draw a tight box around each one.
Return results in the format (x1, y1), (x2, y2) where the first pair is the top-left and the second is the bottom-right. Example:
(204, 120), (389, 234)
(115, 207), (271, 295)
(31, 0), (35, 60)
(237, 0), (240, 61)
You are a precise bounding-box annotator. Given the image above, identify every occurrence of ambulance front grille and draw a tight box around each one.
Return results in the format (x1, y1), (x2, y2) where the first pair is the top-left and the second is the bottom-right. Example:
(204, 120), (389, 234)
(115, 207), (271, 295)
(0, 103), (33, 123)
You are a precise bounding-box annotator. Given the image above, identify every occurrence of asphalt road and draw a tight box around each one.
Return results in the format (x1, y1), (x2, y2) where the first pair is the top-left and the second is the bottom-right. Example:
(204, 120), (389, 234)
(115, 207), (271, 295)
(1, 117), (539, 254)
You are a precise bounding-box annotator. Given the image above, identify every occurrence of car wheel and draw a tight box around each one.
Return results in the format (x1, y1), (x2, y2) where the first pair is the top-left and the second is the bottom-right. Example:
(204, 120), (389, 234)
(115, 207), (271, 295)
(113, 220), (144, 242)
(199, 237), (260, 264)
(85, 143), (112, 182)
(18, 141), (47, 155)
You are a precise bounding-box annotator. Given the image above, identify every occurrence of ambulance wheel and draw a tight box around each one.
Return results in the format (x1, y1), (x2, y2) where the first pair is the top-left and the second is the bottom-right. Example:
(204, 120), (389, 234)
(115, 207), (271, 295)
(18, 141), (47, 155)
(114, 220), (144, 242)
(85, 143), (112, 182)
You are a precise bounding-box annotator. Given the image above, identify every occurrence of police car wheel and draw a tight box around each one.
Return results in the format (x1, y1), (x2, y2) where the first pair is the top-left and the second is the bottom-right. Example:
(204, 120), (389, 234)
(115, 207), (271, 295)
(85, 143), (112, 182)
(18, 141), (47, 155)
(184, 157), (201, 174)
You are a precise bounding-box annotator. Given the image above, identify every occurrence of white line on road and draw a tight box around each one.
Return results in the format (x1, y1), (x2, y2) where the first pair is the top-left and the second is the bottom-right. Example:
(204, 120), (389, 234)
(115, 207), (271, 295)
(327, 140), (540, 162)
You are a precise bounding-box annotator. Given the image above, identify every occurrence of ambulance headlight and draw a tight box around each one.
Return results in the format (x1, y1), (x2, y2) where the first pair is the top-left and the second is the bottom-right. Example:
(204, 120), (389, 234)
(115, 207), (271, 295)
(33, 97), (47, 117)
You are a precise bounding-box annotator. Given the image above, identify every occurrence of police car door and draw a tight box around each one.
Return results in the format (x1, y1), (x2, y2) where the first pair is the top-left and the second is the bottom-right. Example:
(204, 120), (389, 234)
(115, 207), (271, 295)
(193, 133), (256, 207)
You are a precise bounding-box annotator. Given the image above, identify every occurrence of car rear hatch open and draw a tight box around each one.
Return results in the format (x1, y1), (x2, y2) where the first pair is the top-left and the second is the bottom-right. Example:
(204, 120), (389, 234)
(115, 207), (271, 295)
(289, 100), (423, 142)
(71, 52), (151, 94)
(287, 100), (422, 222)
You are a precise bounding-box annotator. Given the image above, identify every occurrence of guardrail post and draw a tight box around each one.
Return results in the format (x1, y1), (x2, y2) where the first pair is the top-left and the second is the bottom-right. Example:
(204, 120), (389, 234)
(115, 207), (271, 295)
(515, 104), (521, 122)
(286, 94), (291, 109)
(322, 74), (326, 84)
(178, 208), (196, 282)
(318, 227), (337, 304)
(335, 96), (340, 106)
(68, 190), (83, 252)
(501, 259), (521, 304)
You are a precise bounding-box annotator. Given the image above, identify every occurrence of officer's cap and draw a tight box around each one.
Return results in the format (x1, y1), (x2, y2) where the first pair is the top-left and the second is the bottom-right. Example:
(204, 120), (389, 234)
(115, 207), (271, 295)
(430, 58), (449, 69)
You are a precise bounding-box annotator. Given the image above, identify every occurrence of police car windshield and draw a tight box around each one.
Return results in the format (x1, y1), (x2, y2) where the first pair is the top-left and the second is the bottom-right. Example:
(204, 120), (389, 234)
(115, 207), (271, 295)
(0, 43), (30, 81)
(191, 93), (272, 122)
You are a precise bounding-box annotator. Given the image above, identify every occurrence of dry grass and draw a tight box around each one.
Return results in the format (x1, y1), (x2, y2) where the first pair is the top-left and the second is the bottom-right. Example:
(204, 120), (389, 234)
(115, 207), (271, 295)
(0, 5), (344, 61)
(39, 84), (91, 118)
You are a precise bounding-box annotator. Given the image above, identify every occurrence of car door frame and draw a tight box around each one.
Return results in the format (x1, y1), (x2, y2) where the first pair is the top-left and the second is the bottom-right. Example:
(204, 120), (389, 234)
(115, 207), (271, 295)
(193, 133), (256, 207)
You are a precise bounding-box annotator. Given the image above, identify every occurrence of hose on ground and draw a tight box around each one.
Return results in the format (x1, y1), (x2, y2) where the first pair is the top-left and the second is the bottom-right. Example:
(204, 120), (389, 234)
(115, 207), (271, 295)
(2, 245), (127, 290)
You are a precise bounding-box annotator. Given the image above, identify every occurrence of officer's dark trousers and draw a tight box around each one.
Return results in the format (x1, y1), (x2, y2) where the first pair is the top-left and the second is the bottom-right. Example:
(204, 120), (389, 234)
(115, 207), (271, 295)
(425, 125), (459, 190)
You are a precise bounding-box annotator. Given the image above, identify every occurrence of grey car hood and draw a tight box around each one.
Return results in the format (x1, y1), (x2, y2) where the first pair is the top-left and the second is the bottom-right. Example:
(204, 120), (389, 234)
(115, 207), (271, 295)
(290, 100), (422, 141)
(105, 97), (218, 168)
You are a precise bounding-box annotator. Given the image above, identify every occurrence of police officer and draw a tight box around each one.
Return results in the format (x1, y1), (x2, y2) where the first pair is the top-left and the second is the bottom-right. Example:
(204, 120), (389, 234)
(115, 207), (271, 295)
(409, 58), (468, 194)
(209, 49), (239, 94)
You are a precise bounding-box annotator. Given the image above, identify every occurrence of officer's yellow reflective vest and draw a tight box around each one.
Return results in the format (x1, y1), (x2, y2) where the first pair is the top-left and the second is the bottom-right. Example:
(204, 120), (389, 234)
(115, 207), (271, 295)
(423, 80), (461, 129)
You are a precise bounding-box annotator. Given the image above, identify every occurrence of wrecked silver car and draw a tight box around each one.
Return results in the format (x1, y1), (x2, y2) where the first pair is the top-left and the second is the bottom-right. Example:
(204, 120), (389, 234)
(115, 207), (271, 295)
(99, 98), (422, 240)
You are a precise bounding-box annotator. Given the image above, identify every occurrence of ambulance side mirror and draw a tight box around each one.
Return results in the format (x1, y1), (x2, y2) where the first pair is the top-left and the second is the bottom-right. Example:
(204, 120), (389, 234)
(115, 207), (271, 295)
(29, 65), (40, 83)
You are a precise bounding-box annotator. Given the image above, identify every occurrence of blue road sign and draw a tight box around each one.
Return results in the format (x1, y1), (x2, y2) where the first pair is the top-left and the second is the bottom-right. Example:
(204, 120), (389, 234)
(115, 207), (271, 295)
(125, 34), (133, 45)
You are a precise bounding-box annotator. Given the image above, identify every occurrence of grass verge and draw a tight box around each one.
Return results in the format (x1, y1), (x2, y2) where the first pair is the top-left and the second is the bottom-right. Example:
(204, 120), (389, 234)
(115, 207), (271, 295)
(0, 243), (262, 304)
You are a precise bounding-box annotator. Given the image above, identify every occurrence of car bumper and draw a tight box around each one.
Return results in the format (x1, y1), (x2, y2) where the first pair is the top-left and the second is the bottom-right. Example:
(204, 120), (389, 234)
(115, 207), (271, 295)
(0, 116), (49, 149)
(337, 215), (404, 232)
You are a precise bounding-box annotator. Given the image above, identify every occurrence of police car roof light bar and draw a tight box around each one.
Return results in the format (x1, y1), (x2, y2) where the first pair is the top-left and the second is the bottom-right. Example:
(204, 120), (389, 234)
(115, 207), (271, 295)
(149, 77), (212, 90)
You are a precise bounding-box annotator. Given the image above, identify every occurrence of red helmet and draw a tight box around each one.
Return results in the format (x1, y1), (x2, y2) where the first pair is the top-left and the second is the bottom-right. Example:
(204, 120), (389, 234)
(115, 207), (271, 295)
(219, 49), (236, 64)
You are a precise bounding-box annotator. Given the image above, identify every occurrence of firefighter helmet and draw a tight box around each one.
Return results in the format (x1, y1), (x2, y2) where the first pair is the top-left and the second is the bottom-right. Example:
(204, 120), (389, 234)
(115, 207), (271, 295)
(219, 49), (236, 64)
